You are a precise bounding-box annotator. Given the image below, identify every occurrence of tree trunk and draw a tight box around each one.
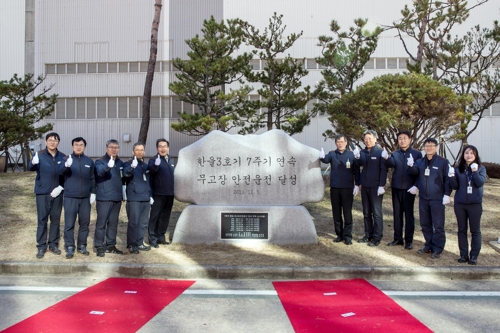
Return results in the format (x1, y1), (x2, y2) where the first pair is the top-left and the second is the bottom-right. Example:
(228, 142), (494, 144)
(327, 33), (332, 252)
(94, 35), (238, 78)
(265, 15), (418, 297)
(138, 0), (162, 145)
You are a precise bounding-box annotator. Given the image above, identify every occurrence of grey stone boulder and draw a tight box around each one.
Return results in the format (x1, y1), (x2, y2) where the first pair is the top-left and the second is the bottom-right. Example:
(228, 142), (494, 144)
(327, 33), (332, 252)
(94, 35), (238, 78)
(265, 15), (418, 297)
(174, 129), (324, 205)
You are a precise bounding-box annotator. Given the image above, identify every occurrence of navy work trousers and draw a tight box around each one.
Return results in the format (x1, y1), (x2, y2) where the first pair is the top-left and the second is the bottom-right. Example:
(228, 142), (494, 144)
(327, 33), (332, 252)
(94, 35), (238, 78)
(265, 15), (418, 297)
(126, 201), (150, 247)
(361, 186), (384, 241)
(419, 198), (446, 254)
(35, 194), (63, 250)
(330, 188), (354, 240)
(454, 202), (482, 258)
(63, 197), (91, 249)
(94, 200), (122, 248)
(148, 195), (174, 245)
(391, 188), (416, 244)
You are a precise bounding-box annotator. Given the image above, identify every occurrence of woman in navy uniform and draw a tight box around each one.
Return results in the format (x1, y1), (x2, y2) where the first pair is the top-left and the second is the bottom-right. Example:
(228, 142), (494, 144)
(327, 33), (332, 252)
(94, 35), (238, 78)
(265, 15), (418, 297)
(449, 145), (487, 265)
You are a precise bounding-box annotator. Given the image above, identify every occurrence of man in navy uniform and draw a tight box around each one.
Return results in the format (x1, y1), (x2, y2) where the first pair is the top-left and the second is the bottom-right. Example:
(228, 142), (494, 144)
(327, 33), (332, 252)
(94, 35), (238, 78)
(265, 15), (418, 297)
(123, 142), (153, 254)
(319, 134), (360, 245)
(384, 130), (422, 250)
(60, 137), (96, 259)
(148, 138), (175, 247)
(354, 130), (388, 247)
(408, 137), (452, 259)
(28, 132), (66, 259)
(94, 139), (125, 257)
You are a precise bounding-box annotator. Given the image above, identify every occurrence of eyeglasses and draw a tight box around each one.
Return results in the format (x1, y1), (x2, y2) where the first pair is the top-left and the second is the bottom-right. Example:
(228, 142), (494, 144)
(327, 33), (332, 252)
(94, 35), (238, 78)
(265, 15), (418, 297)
(424, 145), (437, 148)
(47, 139), (59, 143)
(107, 146), (120, 150)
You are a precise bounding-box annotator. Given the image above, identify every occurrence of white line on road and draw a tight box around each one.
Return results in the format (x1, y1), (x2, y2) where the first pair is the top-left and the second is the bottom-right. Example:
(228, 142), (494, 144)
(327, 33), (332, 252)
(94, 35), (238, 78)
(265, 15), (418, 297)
(2, 287), (500, 297)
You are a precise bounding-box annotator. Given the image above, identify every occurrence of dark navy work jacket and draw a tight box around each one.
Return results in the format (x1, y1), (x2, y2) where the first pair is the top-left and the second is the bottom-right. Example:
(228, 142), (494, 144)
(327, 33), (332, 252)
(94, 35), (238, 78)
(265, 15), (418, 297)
(357, 145), (388, 188)
(385, 147), (422, 190)
(123, 158), (151, 201)
(320, 149), (359, 188)
(60, 153), (96, 198)
(95, 154), (125, 202)
(148, 155), (175, 196)
(409, 154), (451, 201)
(28, 148), (66, 195)
(449, 165), (487, 204)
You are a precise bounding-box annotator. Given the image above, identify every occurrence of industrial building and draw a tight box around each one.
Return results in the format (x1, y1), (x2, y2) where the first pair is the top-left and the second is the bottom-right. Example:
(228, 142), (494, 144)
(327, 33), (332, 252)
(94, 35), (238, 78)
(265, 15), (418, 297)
(1, 0), (499, 162)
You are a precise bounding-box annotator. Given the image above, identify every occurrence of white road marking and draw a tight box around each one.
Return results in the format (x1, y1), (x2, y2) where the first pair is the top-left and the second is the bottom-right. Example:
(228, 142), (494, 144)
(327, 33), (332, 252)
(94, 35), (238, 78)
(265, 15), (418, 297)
(1, 287), (500, 297)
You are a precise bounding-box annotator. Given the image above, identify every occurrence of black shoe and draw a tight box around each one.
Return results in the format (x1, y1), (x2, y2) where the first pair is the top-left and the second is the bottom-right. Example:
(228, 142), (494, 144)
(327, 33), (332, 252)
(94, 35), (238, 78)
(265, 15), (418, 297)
(36, 248), (46, 259)
(457, 255), (469, 263)
(405, 243), (413, 250)
(48, 246), (61, 255)
(468, 256), (478, 265)
(357, 236), (371, 243)
(333, 236), (343, 243)
(430, 252), (441, 259)
(66, 246), (75, 259)
(368, 240), (380, 247)
(96, 247), (106, 257)
(387, 240), (404, 246)
(128, 245), (139, 254)
(344, 238), (352, 245)
(158, 240), (170, 245)
(417, 248), (433, 255)
(138, 244), (151, 251)
(106, 246), (124, 255)
(149, 242), (159, 248)
(78, 245), (90, 256)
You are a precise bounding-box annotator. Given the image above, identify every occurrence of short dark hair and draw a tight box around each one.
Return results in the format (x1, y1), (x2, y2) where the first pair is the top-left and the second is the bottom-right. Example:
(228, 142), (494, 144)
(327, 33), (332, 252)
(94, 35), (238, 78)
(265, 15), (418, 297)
(423, 137), (438, 146)
(335, 134), (347, 143)
(397, 130), (411, 139)
(156, 138), (169, 148)
(132, 142), (144, 150)
(72, 137), (87, 146)
(106, 139), (119, 147)
(362, 129), (378, 139)
(45, 132), (60, 142)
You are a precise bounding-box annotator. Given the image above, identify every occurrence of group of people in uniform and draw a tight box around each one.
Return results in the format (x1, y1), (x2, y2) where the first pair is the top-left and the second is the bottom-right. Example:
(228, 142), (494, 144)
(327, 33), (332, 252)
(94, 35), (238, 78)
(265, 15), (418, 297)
(29, 129), (486, 266)
(29, 132), (175, 259)
(320, 130), (487, 265)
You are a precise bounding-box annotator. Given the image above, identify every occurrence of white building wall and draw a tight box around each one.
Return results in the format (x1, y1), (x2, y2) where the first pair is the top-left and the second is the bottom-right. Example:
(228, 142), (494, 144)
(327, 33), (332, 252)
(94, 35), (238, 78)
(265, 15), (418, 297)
(4, 0), (498, 161)
(0, 1), (25, 80)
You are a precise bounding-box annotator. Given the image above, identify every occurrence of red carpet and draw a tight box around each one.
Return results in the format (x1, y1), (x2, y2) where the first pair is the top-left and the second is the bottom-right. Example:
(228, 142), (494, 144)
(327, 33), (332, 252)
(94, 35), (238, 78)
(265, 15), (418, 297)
(273, 279), (432, 333)
(3, 278), (195, 333)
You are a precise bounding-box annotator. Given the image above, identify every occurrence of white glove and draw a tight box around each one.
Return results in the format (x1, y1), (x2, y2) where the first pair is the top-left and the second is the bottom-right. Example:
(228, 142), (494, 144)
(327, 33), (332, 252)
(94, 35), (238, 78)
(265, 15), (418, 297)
(150, 197), (154, 205)
(319, 148), (325, 159)
(353, 147), (360, 159)
(443, 195), (451, 205)
(108, 156), (115, 168)
(131, 156), (138, 168)
(155, 154), (161, 166)
(122, 185), (127, 201)
(50, 185), (63, 198)
(407, 154), (414, 167)
(407, 186), (418, 195)
(381, 148), (389, 159)
(471, 163), (478, 172)
(90, 193), (96, 204)
(448, 164), (455, 177)
(377, 186), (385, 196)
(32, 152), (39, 165)
(65, 155), (73, 167)
(353, 185), (360, 196)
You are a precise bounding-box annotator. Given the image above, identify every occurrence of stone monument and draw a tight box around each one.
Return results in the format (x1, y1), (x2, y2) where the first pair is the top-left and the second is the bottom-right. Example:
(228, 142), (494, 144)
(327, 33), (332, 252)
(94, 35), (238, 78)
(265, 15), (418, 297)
(173, 129), (324, 244)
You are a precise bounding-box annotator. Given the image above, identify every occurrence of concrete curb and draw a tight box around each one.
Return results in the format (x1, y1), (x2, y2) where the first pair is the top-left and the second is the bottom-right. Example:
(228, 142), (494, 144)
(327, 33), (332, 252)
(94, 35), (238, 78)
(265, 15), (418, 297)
(2, 262), (500, 280)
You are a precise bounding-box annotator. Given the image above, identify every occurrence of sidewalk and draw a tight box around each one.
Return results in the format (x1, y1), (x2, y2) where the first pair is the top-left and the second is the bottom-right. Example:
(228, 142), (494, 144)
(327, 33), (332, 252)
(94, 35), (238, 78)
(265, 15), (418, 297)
(2, 261), (499, 280)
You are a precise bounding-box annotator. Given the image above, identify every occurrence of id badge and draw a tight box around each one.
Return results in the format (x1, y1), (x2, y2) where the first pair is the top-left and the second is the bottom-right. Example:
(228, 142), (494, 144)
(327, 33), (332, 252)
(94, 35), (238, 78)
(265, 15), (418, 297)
(346, 160), (351, 169)
(143, 173), (147, 182)
(467, 186), (472, 194)
(424, 168), (430, 176)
